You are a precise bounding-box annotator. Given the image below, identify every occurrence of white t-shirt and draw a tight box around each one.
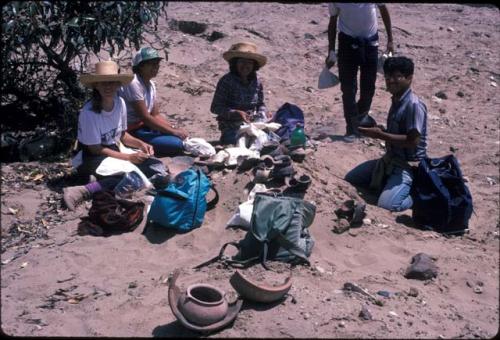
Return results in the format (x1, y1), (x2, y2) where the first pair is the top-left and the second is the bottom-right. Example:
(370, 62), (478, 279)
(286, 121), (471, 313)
(329, 3), (384, 38)
(77, 96), (127, 146)
(118, 74), (156, 126)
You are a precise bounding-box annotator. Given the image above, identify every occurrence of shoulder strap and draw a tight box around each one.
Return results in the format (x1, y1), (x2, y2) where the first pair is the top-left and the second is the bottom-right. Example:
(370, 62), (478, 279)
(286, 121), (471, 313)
(193, 241), (260, 269)
(206, 185), (219, 210)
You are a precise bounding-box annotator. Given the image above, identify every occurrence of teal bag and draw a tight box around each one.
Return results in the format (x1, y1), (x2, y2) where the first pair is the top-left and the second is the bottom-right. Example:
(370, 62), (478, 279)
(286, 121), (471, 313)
(147, 167), (218, 232)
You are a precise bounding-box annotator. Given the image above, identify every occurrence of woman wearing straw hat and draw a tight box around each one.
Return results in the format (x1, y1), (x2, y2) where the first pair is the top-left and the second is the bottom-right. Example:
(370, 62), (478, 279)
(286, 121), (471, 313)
(210, 42), (270, 145)
(119, 47), (188, 157)
(63, 60), (167, 210)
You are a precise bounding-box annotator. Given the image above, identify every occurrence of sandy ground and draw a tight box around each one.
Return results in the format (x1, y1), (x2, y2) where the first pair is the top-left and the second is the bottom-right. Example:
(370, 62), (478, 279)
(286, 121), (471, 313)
(1, 3), (499, 338)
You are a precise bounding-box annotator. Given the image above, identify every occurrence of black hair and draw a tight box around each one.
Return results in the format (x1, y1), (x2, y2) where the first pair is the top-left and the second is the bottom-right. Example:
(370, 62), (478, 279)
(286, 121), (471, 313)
(383, 56), (414, 77)
(91, 88), (103, 113)
(229, 57), (259, 81)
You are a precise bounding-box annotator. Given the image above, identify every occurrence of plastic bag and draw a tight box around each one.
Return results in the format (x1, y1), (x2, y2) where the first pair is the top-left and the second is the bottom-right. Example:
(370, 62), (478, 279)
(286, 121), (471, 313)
(114, 171), (145, 198)
(318, 67), (340, 89)
(378, 52), (393, 74)
(183, 137), (216, 157)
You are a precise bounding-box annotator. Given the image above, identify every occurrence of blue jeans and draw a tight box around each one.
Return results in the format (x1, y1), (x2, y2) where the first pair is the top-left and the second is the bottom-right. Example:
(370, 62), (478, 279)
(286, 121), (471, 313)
(220, 129), (239, 145)
(338, 32), (378, 134)
(131, 128), (184, 157)
(345, 159), (414, 212)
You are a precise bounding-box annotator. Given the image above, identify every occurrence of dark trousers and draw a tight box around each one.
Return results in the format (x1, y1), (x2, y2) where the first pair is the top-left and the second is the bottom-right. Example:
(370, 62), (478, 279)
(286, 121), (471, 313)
(337, 31), (379, 134)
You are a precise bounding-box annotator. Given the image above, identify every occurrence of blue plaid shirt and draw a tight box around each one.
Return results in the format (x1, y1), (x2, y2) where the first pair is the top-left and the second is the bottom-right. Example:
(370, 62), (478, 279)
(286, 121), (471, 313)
(210, 72), (268, 132)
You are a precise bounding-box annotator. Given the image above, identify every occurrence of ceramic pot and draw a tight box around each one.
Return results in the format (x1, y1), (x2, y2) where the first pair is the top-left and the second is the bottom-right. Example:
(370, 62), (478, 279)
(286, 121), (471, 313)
(177, 284), (229, 326)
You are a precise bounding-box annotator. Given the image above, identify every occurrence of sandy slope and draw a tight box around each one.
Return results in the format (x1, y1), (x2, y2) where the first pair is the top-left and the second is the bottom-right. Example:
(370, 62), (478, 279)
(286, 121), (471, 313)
(1, 3), (499, 338)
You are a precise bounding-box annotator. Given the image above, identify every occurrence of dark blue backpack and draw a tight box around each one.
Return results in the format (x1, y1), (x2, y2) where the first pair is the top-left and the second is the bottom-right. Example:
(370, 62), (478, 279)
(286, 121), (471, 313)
(146, 167), (218, 232)
(272, 103), (305, 140)
(412, 155), (473, 235)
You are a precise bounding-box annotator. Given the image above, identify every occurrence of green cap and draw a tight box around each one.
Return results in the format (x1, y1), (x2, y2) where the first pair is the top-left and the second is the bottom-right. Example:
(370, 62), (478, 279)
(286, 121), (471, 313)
(132, 47), (163, 67)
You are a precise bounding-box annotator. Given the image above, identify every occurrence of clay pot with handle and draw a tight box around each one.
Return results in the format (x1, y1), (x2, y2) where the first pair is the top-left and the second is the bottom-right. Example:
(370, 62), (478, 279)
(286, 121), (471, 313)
(177, 284), (229, 326)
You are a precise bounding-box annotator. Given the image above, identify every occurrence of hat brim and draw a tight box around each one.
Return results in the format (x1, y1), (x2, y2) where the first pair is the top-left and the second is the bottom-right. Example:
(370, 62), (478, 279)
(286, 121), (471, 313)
(223, 51), (267, 67)
(80, 74), (134, 87)
(168, 270), (243, 334)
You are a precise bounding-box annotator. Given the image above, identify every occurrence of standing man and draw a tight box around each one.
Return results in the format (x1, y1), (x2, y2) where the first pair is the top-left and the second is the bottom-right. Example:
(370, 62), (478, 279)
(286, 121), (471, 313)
(345, 56), (427, 212)
(326, 3), (394, 142)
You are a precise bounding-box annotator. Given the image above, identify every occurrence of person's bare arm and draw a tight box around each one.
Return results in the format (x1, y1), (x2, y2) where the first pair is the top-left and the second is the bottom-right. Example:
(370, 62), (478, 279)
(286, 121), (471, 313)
(131, 101), (188, 139)
(85, 143), (148, 165)
(121, 131), (154, 156)
(379, 5), (394, 54)
(358, 127), (420, 149)
(325, 15), (338, 68)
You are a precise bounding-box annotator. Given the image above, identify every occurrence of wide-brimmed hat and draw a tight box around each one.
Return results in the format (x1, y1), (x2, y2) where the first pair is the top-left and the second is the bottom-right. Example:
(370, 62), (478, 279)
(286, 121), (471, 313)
(80, 61), (133, 87)
(222, 42), (267, 67)
(132, 47), (163, 67)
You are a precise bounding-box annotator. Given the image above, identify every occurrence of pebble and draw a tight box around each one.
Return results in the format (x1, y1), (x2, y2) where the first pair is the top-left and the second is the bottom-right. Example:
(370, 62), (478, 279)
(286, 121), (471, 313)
(473, 286), (483, 294)
(491, 82), (497, 87)
(315, 266), (325, 274)
(408, 287), (419, 297)
(388, 311), (399, 317)
(362, 218), (372, 225)
(339, 321), (346, 328)
(359, 305), (373, 320)
(447, 26), (454, 32)
(303, 313), (310, 320)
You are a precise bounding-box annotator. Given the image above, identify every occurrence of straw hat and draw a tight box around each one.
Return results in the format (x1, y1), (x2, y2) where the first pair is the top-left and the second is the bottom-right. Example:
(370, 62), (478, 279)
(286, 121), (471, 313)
(222, 42), (267, 67)
(80, 61), (134, 87)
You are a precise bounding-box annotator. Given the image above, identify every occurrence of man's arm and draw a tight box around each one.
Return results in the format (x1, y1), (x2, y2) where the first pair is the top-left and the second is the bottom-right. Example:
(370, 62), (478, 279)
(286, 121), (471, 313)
(379, 5), (394, 54)
(358, 127), (420, 148)
(325, 14), (338, 68)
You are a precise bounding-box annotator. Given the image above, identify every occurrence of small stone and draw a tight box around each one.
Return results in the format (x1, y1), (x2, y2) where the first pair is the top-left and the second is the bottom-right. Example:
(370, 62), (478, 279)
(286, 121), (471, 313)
(362, 218), (372, 225)
(339, 321), (346, 328)
(315, 266), (325, 274)
(303, 313), (310, 320)
(408, 287), (419, 297)
(439, 108), (446, 114)
(388, 311), (399, 317)
(446, 26), (454, 32)
(128, 282), (137, 289)
(288, 316), (294, 320)
(348, 229), (359, 237)
(435, 91), (448, 100)
(491, 82), (497, 87)
(456, 91), (465, 97)
(473, 286), (483, 294)
(304, 33), (315, 40)
(359, 305), (372, 320)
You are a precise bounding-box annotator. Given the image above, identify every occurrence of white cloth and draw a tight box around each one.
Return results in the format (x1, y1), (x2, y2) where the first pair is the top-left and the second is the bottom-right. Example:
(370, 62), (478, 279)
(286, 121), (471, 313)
(318, 67), (340, 89)
(183, 138), (216, 157)
(328, 3), (384, 39)
(95, 153), (153, 189)
(77, 96), (127, 146)
(119, 74), (156, 126)
(237, 122), (282, 151)
(226, 184), (269, 229)
(221, 147), (259, 166)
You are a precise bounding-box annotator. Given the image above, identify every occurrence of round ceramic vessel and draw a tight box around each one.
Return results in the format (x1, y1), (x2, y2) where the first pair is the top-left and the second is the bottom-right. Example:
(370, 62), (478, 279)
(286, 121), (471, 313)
(177, 284), (228, 326)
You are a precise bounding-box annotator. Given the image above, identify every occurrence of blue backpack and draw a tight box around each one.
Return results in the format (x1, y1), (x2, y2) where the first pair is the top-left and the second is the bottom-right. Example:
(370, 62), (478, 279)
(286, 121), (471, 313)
(146, 167), (218, 232)
(412, 155), (473, 235)
(273, 103), (305, 140)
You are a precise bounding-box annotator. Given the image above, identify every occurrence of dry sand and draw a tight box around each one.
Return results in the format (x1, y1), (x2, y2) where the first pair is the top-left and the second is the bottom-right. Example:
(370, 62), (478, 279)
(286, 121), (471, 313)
(1, 3), (499, 338)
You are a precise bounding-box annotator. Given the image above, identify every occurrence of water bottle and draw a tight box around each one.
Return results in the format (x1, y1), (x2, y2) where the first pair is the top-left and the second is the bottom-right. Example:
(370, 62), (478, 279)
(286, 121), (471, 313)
(114, 171), (145, 198)
(290, 123), (306, 147)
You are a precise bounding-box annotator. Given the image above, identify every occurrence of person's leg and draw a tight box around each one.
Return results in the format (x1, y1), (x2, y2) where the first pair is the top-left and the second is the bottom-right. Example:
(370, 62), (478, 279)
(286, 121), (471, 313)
(337, 33), (360, 136)
(220, 129), (239, 145)
(132, 128), (184, 157)
(377, 166), (414, 212)
(64, 176), (121, 210)
(357, 45), (378, 116)
(344, 159), (378, 189)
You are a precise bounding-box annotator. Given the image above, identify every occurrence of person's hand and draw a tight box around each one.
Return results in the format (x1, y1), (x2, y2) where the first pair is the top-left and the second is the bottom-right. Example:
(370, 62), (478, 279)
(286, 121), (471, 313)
(386, 41), (394, 55)
(174, 128), (188, 140)
(128, 151), (149, 164)
(358, 126), (384, 139)
(266, 111), (273, 119)
(235, 110), (251, 123)
(325, 50), (337, 69)
(140, 142), (155, 156)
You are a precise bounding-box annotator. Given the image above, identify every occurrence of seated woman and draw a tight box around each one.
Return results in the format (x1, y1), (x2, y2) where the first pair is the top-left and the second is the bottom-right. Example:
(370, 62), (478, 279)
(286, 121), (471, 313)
(63, 60), (167, 210)
(210, 42), (271, 145)
(119, 47), (188, 157)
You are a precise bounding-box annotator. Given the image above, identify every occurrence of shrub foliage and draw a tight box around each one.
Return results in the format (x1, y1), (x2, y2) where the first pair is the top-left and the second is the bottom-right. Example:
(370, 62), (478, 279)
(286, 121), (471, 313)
(1, 1), (168, 134)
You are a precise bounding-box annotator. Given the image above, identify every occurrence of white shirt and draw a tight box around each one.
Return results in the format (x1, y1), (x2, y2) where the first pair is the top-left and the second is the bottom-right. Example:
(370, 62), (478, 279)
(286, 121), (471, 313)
(77, 96), (127, 146)
(119, 74), (156, 126)
(329, 3), (384, 38)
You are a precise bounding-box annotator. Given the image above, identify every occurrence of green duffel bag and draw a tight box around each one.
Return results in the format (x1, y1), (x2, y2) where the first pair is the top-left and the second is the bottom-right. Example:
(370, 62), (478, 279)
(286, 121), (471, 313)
(196, 193), (316, 270)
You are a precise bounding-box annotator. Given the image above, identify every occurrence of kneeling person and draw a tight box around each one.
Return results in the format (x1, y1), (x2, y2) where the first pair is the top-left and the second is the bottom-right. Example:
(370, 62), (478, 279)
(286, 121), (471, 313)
(345, 56), (427, 212)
